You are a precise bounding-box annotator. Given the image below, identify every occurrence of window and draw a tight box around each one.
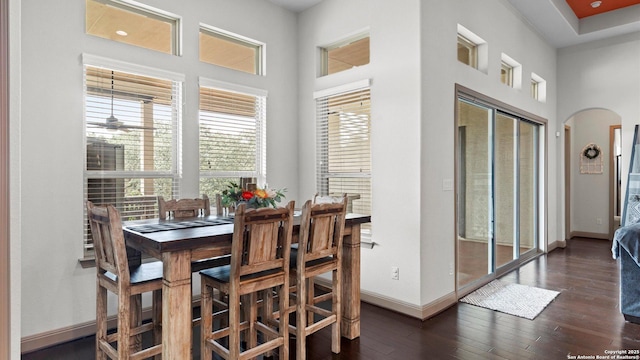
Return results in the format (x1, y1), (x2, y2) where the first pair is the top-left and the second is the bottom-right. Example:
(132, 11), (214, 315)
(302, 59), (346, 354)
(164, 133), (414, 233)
(320, 34), (370, 76)
(199, 79), (267, 202)
(316, 83), (372, 238)
(531, 72), (547, 102)
(501, 61), (513, 86)
(531, 79), (539, 99)
(83, 58), (183, 256)
(500, 53), (522, 89)
(457, 24), (488, 73)
(85, 0), (181, 55)
(199, 26), (264, 75)
(457, 34), (477, 68)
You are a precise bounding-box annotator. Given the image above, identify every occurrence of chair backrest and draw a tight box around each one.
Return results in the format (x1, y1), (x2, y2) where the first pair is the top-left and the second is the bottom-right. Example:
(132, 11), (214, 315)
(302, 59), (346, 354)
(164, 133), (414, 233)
(230, 201), (295, 280)
(158, 194), (210, 220)
(300, 194), (348, 264)
(215, 194), (235, 216)
(87, 201), (130, 285)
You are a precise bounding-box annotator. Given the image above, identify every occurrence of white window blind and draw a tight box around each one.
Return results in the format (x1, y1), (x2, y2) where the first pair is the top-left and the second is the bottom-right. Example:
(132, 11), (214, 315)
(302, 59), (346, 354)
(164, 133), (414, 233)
(316, 87), (371, 237)
(83, 64), (182, 257)
(199, 81), (266, 199)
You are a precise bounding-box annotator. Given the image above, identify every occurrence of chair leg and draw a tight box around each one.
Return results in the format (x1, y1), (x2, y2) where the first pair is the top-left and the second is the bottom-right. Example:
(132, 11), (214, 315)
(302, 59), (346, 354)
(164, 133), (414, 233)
(117, 291), (132, 360)
(229, 291), (241, 360)
(201, 283), (213, 360)
(152, 289), (162, 360)
(246, 293), (258, 351)
(296, 276), (307, 360)
(307, 277), (315, 326)
(278, 283), (290, 360)
(332, 269), (342, 354)
(96, 284), (107, 360)
(130, 294), (143, 355)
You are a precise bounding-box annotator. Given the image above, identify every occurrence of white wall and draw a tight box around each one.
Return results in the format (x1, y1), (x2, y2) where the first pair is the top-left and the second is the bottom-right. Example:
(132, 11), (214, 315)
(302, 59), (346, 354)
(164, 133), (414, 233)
(9, 0), (21, 356)
(569, 109), (621, 236)
(18, 0), (298, 339)
(558, 33), (640, 237)
(297, 0), (424, 307)
(420, 0), (558, 304)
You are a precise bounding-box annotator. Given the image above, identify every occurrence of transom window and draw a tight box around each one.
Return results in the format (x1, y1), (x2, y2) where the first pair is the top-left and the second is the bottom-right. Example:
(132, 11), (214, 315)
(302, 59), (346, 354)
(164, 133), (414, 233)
(85, 0), (181, 55)
(199, 26), (264, 75)
(320, 34), (370, 76)
(83, 58), (183, 257)
(457, 34), (477, 68)
(501, 61), (514, 87)
(198, 79), (267, 202)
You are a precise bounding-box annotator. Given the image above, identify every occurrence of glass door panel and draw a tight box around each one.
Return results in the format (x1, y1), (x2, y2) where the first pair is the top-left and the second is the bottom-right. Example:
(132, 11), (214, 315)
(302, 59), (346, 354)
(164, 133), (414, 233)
(519, 121), (537, 255)
(457, 99), (493, 287)
(495, 113), (517, 268)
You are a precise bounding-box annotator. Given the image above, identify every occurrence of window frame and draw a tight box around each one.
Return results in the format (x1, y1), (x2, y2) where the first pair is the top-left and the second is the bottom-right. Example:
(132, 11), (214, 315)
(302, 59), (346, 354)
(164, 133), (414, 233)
(81, 54), (184, 259)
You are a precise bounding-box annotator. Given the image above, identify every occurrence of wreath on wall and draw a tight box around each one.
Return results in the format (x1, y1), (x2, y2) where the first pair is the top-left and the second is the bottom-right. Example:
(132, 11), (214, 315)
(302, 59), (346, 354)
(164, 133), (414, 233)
(583, 144), (601, 159)
(580, 143), (603, 174)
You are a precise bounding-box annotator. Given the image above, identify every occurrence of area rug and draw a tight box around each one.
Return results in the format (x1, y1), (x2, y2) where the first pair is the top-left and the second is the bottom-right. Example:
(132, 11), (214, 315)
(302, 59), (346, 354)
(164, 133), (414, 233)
(460, 280), (560, 320)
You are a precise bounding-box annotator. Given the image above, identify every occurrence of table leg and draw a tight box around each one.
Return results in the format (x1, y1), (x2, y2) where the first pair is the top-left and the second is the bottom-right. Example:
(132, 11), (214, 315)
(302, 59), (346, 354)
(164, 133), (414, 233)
(341, 224), (361, 339)
(162, 250), (192, 359)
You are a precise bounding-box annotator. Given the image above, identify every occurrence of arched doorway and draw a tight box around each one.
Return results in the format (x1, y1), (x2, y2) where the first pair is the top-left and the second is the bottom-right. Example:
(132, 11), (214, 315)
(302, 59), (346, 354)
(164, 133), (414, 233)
(564, 109), (621, 241)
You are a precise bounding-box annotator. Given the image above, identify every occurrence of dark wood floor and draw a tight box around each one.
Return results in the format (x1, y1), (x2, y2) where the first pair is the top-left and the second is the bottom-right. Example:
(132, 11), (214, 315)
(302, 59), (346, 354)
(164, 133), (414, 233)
(22, 237), (640, 359)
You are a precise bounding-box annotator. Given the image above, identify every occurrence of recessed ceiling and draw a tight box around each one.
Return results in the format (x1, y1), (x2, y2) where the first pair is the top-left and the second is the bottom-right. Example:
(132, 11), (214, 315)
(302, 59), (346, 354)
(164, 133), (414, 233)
(565, 0), (640, 18)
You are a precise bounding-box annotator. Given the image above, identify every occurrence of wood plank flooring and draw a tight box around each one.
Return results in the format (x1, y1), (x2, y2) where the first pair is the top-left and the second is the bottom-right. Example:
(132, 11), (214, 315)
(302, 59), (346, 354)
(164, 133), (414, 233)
(22, 237), (640, 359)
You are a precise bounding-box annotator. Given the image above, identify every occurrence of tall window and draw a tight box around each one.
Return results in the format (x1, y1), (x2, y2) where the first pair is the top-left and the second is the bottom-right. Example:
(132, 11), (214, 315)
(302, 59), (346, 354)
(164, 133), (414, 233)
(83, 59), (182, 257)
(199, 79), (266, 201)
(316, 85), (371, 237)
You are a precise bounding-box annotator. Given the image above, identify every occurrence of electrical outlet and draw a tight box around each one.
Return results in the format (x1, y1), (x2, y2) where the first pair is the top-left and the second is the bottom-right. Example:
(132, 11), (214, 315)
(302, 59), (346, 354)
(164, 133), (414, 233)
(449, 262), (454, 275)
(596, 218), (602, 225)
(391, 266), (399, 280)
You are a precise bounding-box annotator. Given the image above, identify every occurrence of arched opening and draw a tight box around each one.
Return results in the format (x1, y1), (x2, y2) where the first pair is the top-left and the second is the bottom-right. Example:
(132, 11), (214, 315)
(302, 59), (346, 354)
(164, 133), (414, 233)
(564, 108), (621, 241)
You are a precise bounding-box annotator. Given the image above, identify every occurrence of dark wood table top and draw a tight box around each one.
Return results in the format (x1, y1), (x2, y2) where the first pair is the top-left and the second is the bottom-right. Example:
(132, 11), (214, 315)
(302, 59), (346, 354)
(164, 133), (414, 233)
(123, 213), (371, 256)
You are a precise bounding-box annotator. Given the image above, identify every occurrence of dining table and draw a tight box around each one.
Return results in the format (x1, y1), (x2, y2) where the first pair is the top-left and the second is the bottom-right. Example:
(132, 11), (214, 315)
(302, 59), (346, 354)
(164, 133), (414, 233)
(123, 211), (371, 359)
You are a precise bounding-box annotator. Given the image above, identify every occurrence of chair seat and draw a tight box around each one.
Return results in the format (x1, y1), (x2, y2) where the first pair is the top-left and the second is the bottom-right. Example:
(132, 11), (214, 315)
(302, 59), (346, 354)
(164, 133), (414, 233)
(200, 265), (284, 284)
(104, 261), (164, 284)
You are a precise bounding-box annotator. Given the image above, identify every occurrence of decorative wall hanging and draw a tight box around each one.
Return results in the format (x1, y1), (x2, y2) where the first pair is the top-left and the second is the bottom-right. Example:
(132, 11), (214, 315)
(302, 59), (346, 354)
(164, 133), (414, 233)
(580, 142), (603, 174)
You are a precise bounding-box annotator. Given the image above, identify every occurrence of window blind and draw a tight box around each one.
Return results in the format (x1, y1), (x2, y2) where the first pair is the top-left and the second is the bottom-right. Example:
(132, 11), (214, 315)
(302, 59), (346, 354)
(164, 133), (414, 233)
(83, 65), (182, 257)
(198, 83), (266, 200)
(316, 87), (371, 237)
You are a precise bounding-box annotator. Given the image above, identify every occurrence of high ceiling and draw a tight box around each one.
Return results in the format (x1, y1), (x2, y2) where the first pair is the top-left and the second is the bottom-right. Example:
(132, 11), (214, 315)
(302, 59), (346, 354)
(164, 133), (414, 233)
(270, 0), (640, 48)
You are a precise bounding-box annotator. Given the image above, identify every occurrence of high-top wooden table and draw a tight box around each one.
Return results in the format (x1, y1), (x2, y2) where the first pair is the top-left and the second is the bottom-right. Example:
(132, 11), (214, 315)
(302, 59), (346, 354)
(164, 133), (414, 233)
(123, 212), (371, 359)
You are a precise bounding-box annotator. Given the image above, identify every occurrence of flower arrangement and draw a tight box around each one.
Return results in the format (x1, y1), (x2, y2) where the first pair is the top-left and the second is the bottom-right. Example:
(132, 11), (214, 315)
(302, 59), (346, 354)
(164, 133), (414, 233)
(220, 181), (286, 209)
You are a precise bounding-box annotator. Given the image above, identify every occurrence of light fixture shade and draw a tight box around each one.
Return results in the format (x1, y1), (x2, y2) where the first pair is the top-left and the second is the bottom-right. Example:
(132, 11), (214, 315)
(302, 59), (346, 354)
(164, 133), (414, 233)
(591, 1), (602, 8)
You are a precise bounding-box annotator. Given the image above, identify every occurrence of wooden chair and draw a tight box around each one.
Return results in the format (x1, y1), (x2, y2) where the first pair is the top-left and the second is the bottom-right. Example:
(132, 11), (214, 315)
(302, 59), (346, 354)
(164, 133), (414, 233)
(289, 194), (347, 360)
(87, 201), (163, 360)
(199, 201), (295, 360)
(157, 194), (210, 220)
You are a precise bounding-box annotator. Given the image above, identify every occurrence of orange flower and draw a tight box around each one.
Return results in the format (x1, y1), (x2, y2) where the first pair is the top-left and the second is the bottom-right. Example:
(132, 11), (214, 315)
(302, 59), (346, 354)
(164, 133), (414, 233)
(254, 189), (267, 199)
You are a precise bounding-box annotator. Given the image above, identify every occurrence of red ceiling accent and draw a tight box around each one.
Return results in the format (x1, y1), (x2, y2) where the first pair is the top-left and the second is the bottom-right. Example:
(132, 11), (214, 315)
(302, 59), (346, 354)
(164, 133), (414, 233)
(566, 0), (640, 19)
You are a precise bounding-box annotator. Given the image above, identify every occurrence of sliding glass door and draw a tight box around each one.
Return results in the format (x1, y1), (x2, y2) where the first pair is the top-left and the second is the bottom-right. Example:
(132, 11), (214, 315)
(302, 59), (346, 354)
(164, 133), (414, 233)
(457, 97), (540, 289)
